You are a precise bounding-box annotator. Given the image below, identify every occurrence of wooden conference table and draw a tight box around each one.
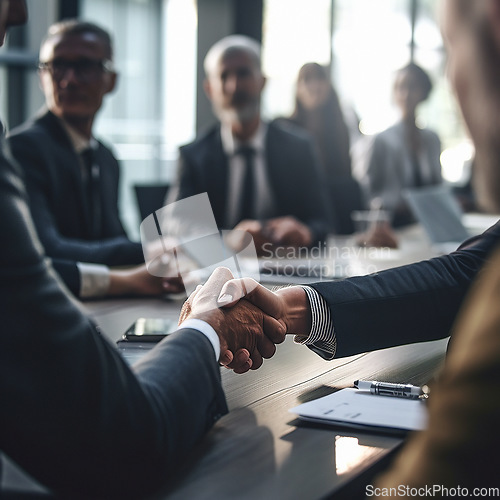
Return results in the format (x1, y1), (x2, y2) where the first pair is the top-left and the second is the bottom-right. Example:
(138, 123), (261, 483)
(4, 216), (496, 499)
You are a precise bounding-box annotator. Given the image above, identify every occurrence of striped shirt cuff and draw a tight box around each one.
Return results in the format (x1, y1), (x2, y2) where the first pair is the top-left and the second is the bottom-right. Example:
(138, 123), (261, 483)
(294, 286), (337, 360)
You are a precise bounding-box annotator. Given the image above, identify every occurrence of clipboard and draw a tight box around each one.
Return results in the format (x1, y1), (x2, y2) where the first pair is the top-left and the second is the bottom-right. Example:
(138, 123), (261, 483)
(290, 388), (428, 435)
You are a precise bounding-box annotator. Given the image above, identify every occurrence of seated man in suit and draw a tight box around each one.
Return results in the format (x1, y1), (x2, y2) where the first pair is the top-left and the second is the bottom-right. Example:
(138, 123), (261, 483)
(7, 20), (144, 296)
(169, 35), (332, 253)
(0, 8), (285, 499)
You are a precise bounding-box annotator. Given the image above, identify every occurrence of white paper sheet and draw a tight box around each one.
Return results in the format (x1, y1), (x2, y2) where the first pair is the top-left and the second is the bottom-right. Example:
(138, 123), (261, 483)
(290, 388), (428, 434)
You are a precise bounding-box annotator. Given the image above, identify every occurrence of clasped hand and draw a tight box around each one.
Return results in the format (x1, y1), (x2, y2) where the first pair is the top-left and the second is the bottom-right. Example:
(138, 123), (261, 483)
(178, 267), (288, 373)
(178, 267), (311, 373)
(232, 216), (313, 255)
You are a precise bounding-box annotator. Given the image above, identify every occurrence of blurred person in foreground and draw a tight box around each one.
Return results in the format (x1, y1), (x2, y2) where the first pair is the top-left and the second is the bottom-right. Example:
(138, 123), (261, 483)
(373, 0), (500, 490)
(218, 0), (500, 491)
(0, 4), (285, 499)
(168, 35), (332, 254)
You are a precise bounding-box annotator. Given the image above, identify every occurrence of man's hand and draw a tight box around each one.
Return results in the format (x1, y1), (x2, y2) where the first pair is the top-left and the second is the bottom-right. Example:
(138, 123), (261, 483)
(178, 267), (286, 373)
(356, 221), (398, 249)
(231, 217), (313, 256)
(263, 216), (313, 248)
(108, 264), (169, 296)
(217, 278), (312, 337)
(231, 219), (272, 255)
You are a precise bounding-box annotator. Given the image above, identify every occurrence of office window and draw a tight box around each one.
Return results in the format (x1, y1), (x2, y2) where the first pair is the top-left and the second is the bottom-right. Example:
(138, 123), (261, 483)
(0, 0), (53, 130)
(333, 0), (470, 183)
(332, 0), (412, 135)
(261, 0), (332, 119)
(413, 0), (472, 183)
(262, 0), (470, 184)
(82, 0), (197, 236)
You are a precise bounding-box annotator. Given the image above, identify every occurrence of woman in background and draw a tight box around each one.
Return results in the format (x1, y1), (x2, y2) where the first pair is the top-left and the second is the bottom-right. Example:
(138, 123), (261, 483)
(286, 62), (363, 234)
(353, 62), (442, 227)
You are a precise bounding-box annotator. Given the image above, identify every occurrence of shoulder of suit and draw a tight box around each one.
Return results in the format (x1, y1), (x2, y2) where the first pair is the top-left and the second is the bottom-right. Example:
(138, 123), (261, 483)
(8, 110), (65, 145)
(268, 118), (312, 140)
(8, 119), (45, 142)
(266, 119), (315, 152)
(376, 122), (400, 139)
(180, 123), (220, 155)
(419, 127), (440, 143)
(370, 123), (405, 151)
(95, 137), (117, 157)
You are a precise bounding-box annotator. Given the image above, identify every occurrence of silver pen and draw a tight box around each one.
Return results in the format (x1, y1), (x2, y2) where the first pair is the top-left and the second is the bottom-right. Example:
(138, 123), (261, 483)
(354, 380), (423, 399)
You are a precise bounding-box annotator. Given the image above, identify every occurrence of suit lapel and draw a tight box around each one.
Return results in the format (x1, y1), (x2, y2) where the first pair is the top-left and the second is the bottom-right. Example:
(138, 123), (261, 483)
(38, 111), (95, 237)
(207, 129), (229, 226)
(264, 122), (284, 205)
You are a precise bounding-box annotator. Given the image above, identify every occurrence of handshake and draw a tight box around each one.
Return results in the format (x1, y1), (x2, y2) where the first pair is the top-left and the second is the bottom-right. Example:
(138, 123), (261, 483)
(178, 267), (312, 373)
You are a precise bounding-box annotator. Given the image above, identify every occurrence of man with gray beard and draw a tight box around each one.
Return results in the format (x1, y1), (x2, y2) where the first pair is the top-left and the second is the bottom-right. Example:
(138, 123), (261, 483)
(168, 35), (332, 254)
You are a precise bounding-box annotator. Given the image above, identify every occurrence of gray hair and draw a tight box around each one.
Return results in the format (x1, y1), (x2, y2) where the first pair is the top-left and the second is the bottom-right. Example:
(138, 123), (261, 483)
(203, 35), (261, 76)
(40, 19), (114, 60)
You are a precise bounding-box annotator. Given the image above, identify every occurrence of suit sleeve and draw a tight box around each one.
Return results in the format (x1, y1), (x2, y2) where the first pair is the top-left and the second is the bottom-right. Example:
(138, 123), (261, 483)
(0, 147), (227, 499)
(7, 133), (144, 266)
(50, 257), (81, 296)
(374, 248), (500, 491)
(309, 222), (500, 358)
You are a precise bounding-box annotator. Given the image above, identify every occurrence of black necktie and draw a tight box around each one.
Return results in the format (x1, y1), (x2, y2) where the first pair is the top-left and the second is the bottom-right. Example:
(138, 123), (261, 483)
(237, 145), (256, 222)
(81, 147), (101, 238)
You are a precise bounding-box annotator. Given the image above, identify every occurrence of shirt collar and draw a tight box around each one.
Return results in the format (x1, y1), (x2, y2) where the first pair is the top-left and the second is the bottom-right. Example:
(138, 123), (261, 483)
(58, 117), (97, 154)
(220, 120), (267, 155)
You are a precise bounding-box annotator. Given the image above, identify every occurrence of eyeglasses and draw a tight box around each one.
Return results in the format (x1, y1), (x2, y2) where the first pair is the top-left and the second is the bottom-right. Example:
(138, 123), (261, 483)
(38, 58), (115, 82)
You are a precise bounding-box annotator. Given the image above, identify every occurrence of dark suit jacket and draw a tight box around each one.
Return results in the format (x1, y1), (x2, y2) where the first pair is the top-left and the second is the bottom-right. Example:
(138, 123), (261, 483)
(0, 138), (227, 499)
(7, 109), (143, 269)
(171, 120), (332, 242)
(375, 246), (500, 491)
(310, 221), (500, 358)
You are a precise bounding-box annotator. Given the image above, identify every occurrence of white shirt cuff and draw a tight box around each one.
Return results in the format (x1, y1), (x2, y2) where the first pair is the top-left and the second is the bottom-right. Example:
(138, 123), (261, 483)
(177, 318), (221, 361)
(77, 262), (111, 298)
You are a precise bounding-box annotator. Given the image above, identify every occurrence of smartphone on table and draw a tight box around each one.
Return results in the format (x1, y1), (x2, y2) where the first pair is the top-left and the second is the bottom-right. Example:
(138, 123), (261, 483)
(117, 317), (176, 364)
(120, 317), (176, 343)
